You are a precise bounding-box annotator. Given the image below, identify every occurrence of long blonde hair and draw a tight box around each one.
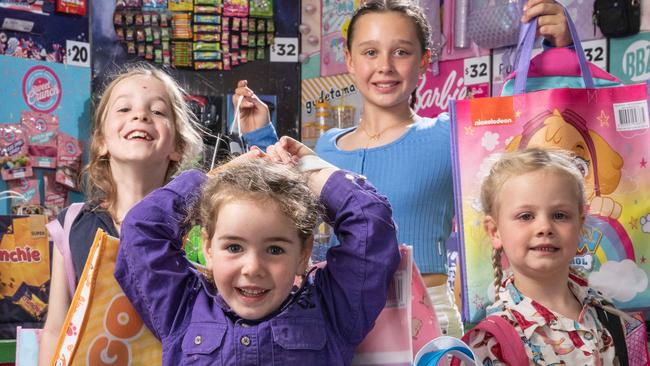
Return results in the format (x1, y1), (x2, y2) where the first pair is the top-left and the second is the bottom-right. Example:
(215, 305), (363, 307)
(84, 64), (203, 215)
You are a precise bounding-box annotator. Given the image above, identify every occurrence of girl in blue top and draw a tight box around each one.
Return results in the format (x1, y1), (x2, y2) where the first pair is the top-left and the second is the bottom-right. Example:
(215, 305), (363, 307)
(234, 0), (572, 337)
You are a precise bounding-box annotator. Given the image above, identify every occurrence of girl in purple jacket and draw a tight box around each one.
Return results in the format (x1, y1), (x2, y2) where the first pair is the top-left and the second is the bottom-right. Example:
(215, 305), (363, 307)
(115, 137), (400, 365)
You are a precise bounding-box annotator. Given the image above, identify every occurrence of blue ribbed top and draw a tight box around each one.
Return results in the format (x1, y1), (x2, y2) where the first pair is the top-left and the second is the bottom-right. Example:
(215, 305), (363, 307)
(316, 114), (454, 274)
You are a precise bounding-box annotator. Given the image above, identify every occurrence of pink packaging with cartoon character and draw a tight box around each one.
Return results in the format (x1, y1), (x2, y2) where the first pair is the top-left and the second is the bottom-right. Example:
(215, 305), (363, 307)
(8, 177), (40, 206)
(55, 132), (83, 190)
(44, 173), (68, 213)
(0, 123), (33, 180)
(21, 111), (59, 168)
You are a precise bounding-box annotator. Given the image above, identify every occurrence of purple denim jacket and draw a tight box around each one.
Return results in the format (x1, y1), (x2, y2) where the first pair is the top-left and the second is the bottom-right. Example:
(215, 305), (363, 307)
(115, 169), (400, 365)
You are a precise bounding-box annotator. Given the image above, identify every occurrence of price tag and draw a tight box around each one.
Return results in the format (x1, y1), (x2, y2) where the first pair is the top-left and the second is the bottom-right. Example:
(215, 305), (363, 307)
(463, 56), (490, 85)
(582, 38), (608, 70)
(65, 40), (90, 68)
(270, 37), (299, 62)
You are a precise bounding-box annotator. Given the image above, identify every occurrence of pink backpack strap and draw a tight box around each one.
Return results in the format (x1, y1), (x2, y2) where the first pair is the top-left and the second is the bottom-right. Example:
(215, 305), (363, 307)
(459, 315), (529, 366)
(46, 202), (84, 298)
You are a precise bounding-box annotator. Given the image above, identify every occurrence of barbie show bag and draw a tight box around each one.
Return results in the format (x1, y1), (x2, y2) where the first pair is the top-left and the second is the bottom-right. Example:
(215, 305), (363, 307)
(450, 10), (650, 325)
(51, 229), (161, 365)
(351, 246), (443, 366)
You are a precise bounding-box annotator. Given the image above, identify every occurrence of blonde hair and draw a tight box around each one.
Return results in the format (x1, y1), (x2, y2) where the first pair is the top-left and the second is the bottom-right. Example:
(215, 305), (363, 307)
(197, 159), (322, 245)
(84, 64), (203, 216)
(480, 148), (586, 296)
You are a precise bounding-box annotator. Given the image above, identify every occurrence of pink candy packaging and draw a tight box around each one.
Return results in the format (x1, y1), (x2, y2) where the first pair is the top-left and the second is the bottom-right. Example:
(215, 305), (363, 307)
(55, 133), (83, 190)
(21, 111), (60, 169)
(0, 124), (33, 181)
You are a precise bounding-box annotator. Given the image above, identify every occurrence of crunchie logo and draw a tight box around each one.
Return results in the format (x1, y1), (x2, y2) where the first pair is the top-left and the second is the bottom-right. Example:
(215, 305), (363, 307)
(0, 246), (41, 263)
(22, 66), (62, 113)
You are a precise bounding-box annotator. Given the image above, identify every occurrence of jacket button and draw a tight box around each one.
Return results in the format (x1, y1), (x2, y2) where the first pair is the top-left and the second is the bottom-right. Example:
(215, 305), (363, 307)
(241, 335), (251, 346)
(194, 335), (202, 345)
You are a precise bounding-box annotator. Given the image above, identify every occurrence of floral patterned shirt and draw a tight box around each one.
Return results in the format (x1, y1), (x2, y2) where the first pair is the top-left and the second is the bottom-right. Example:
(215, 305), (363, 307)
(468, 273), (623, 366)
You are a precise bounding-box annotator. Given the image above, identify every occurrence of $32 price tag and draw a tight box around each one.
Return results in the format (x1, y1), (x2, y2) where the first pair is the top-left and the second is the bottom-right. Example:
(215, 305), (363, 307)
(270, 37), (298, 62)
(463, 56), (490, 85)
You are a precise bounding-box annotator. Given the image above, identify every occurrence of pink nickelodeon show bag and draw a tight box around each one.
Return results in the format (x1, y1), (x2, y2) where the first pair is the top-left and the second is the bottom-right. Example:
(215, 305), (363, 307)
(449, 6), (650, 365)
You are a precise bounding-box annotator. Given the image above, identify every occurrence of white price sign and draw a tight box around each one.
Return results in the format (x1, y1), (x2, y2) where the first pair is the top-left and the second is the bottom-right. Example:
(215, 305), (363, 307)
(65, 40), (90, 68)
(582, 38), (607, 70)
(270, 37), (299, 62)
(463, 56), (490, 85)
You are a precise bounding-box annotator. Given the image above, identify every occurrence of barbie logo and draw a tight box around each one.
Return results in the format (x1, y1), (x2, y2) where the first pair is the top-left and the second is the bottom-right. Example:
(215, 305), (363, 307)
(22, 66), (62, 113)
(415, 70), (468, 114)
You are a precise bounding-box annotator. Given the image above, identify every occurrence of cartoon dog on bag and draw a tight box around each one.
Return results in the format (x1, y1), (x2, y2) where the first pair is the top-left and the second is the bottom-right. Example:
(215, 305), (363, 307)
(506, 108), (624, 219)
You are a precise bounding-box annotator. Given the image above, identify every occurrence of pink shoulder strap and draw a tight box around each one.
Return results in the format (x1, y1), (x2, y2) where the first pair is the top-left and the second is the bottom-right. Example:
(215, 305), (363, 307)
(451, 315), (529, 366)
(460, 315), (529, 366)
(46, 202), (84, 298)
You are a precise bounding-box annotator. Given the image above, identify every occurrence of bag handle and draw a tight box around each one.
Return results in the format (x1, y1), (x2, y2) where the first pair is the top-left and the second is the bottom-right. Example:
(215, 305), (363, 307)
(513, 5), (593, 94)
(456, 315), (529, 366)
(46, 202), (84, 298)
(595, 307), (628, 365)
(416, 336), (476, 366)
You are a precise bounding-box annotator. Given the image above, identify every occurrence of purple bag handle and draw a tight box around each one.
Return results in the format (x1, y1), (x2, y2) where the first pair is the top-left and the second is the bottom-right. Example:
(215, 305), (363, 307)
(513, 5), (593, 94)
(46, 202), (84, 298)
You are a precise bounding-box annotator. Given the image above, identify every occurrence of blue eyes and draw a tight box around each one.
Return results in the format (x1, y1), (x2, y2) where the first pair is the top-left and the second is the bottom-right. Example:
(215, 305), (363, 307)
(519, 213), (534, 221)
(517, 212), (570, 221)
(267, 246), (285, 255)
(362, 49), (411, 57)
(224, 244), (285, 255)
(553, 212), (568, 220)
(227, 244), (243, 253)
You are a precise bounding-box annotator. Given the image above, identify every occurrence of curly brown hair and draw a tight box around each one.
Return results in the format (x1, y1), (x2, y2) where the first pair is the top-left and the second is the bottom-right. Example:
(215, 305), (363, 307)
(197, 159), (322, 246)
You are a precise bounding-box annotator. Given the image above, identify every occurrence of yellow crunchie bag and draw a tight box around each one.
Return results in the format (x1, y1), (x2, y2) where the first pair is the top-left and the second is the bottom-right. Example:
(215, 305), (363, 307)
(0, 215), (50, 338)
(51, 229), (161, 365)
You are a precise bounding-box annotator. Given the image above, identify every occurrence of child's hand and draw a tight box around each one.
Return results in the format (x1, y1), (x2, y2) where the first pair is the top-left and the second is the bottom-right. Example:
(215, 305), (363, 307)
(589, 196), (622, 219)
(268, 136), (336, 196)
(266, 136), (314, 166)
(521, 0), (571, 48)
(207, 146), (266, 177)
(234, 80), (271, 134)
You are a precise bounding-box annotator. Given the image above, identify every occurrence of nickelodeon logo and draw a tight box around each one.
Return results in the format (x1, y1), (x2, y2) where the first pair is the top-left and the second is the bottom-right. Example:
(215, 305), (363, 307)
(0, 247), (41, 263)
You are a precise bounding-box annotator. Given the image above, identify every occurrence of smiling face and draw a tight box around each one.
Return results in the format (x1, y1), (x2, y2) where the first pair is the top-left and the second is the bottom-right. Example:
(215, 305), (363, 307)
(484, 169), (584, 282)
(345, 11), (428, 111)
(203, 198), (312, 320)
(99, 74), (180, 167)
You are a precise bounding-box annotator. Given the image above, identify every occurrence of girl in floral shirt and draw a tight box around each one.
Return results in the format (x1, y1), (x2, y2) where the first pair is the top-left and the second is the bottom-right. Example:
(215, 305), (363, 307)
(468, 148), (633, 365)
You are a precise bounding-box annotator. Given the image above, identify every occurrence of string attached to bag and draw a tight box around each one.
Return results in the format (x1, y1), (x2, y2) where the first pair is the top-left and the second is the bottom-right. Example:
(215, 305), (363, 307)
(208, 95), (246, 170)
